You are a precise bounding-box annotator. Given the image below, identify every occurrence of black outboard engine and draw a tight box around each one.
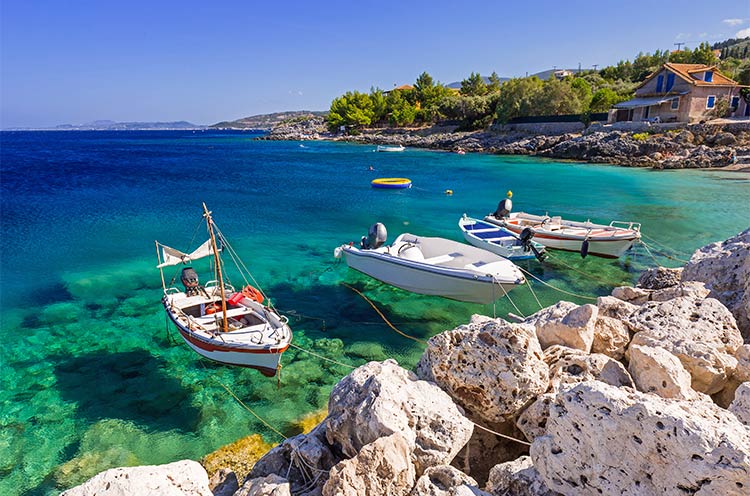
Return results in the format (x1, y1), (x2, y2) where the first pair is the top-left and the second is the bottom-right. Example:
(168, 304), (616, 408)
(493, 190), (513, 218)
(181, 267), (201, 296)
(361, 222), (387, 249)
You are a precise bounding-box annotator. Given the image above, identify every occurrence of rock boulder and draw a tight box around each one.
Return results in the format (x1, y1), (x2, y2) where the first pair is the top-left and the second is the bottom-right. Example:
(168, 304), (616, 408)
(729, 382), (750, 426)
(485, 456), (559, 496)
(524, 302), (598, 352)
(543, 345), (633, 391)
(627, 344), (703, 400)
(411, 465), (488, 496)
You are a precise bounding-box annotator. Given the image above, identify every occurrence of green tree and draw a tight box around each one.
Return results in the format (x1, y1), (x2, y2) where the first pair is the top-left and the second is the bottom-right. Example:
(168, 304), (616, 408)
(495, 77), (544, 123)
(460, 72), (488, 96)
(327, 91), (374, 130)
(690, 42), (719, 65)
(590, 88), (623, 112)
(487, 72), (502, 93)
(736, 60), (750, 85)
(570, 77), (593, 110)
(414, 72), (434, 97)
(386, 90), (417, 126)
(532, 78), (583, 115)
(369, 87), (387, 123)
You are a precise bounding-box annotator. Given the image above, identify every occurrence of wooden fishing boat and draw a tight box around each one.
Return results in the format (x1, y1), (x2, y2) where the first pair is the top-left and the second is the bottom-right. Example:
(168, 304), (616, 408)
(156, 204), (292, 376)
(484, 211), (641, 258)
(459, 215), (545, 261)
(334, 223), (525, 304)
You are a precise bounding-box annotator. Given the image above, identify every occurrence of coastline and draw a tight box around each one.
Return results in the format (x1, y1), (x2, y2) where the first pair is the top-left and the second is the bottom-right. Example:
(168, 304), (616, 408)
(261, 116), (750, 170)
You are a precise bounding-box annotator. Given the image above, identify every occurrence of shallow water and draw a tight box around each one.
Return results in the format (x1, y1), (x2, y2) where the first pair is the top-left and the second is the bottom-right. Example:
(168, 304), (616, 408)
(1, 130), (748, 495)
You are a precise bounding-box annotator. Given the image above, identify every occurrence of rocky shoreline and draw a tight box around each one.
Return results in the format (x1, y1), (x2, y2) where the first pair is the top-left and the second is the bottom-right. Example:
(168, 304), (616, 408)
(260, 115), (750, 170)
(63, 229), (750, 496)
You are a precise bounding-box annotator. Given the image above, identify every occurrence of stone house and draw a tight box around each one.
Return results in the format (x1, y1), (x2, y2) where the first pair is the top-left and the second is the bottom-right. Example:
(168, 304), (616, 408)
(609, 63), (750, 123)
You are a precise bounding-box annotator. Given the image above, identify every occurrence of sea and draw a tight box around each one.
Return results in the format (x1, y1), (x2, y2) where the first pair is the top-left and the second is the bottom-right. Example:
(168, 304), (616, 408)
(1, 130), (748, 495)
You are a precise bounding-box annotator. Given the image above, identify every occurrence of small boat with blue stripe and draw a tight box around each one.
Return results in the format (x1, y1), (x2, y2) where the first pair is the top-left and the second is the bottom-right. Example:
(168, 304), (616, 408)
(459, 215), (546, 261)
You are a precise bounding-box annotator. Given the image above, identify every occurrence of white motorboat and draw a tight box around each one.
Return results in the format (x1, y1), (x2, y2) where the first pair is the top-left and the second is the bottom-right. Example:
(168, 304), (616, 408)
(484, 211), (641, 258)
(334, 223), (525, 304)
(376, 144), (405, 152)
(156, 204), (292, 376)
(459, 215), (545, 261)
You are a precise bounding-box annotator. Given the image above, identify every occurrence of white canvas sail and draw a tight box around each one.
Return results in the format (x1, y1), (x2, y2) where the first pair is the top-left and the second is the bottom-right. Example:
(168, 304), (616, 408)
(157, 239), (217, 268)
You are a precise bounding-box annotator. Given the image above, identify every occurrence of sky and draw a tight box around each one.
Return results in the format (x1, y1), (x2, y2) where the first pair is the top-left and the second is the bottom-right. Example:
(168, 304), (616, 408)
(1, 0), (749, 128)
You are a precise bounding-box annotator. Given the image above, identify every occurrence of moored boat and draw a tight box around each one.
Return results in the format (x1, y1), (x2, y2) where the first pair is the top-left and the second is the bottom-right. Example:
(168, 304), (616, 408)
(334, 223), (525, 304)
(484, 211), (641, 258)
(376, 144), (405, 152)
(459, 215), (545, 261)
(156, 204), (292, 376)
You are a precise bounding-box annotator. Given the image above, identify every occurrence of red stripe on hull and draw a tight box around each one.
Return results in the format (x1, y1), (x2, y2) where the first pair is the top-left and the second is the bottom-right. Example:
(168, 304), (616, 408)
(176, 326), (289, 354)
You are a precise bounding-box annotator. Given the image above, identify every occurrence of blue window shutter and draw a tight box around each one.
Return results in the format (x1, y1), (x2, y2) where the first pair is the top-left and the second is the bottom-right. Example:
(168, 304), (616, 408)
(731, 96), (740, 109)
(666, 73), (675, 91)
(704, 71), (713, 82)
(656, 75), (664, 92)
(707, 96), (716, 109)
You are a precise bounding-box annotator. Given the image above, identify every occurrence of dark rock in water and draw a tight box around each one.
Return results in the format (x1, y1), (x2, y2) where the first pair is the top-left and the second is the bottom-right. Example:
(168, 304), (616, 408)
(637, 267), (683, 289)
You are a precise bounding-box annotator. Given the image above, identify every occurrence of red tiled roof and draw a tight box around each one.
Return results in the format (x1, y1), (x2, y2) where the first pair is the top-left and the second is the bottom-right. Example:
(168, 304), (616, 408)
(663, 63), (737, 86)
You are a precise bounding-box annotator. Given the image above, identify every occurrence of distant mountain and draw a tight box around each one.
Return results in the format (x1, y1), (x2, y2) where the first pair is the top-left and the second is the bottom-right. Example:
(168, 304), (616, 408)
(211, 111), (328, 130)
(713, 37), (750, 59)
(4, 120), (205, 131)
(446, 75), (510, 89)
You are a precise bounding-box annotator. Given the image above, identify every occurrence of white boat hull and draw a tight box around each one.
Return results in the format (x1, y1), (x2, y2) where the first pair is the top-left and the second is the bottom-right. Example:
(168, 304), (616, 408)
(339, 234), (524, 304)
(459, 216), (544, 261)
(485, 213), (640, 258)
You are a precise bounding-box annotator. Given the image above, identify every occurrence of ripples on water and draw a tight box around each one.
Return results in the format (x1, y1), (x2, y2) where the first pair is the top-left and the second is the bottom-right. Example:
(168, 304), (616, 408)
(1, 130), (748, 495)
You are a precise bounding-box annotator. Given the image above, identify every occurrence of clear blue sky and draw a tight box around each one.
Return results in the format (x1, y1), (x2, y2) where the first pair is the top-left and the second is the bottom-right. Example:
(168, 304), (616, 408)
(2, 0), (749, 127)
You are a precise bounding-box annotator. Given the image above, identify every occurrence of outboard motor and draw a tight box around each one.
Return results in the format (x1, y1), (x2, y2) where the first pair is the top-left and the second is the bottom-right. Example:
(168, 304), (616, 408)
(361, 222), (387, 249)
(181, 267), (201, 296)
(493, 190), (513, 218)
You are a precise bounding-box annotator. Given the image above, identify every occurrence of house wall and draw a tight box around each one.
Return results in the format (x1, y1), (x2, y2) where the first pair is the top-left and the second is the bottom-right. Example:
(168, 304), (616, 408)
(685, 86), (737, 122)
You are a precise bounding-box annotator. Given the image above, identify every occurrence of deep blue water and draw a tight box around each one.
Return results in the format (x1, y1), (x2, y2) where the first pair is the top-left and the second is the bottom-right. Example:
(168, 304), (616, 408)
(1, 130), (749, 495)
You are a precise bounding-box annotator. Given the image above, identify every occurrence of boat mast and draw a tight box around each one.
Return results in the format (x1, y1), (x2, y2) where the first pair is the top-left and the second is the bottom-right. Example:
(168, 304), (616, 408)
(203, 203), (228, 333)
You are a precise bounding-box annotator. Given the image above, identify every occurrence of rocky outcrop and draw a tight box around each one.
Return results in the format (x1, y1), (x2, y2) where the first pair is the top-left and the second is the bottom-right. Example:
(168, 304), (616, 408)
(60, 460), (212, 496)
(322, 433), (416, 496)
(235, 474), (291, 496)
(411, 464), (488, 496)
(637, 266), (683, 289)
(516, 394), (556, 442)
(627, 344), (703, 400)
(544, 345), (633, 391)
(531, 381), (750, 496)
(523, 302), (597, 352)
(729, 382), (750, 426)
(627, 296), (742, 394)
(485, 456), (558, 496)
(682, 228), (750, 340)
(326, 359), (473, 475)
(416, 315), (548, 424)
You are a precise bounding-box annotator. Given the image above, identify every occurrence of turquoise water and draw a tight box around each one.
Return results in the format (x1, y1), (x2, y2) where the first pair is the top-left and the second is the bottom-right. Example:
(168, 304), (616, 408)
(1, 131), (748, 495)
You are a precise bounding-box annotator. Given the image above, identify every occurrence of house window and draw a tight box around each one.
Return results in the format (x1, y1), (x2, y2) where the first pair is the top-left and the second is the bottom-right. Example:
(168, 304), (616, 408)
(656, 75), (664, 92)
(704, 71), (713, 82)
(671, 97), (679, 110)
(666, 73), (675, 92)
(731, 96), (740, 109)
(706, 95), (716, 109)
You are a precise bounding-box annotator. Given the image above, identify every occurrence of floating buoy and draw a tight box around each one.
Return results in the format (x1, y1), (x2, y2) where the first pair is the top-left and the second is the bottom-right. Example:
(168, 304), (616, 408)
(371, 178), (412, 189)
(445, 189), (453, 195)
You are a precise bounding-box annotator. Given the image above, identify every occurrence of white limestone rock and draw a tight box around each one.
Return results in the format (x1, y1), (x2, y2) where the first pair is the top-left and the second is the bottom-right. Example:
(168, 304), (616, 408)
(627, 296), (742, 394)
(682, 228), (750, 340)
(591, 316), (630, 360)
(416, 316), (548, 424)
(729, 382), (750, 426)
(596, 295), (638, 321)
(531, 381), (750, 496)
(322, 433), (416, 496)
(734, 344), (750, 383)
(544, 345), (633, 392)
(524, 302), (598, 352)
(411, 465), (489, 496)
(326, 360), (473, 475)
(627, 344), (703, 400)
(611, 286), (651, 305)
(235, 474), (291, 496)
(485, 456), (559, 496)
(249, 423), (338, 495)
(637, 266), (683, 290)
(60, 460), (212, 496)
(650, 280), (711, 302)
(516, 394), (556, 442)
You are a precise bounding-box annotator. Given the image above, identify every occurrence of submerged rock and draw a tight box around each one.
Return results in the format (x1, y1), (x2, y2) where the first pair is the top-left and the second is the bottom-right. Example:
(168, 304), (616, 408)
(531, 381), (750, 496)
(200, 433), (274, 483)
(326, 359), (473, 475)
(416, 315), (548, 424)
(60, 460), (212, 496)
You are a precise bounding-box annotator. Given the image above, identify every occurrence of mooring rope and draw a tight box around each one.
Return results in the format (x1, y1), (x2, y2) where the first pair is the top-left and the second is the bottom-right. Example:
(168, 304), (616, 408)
(640, 232), (692, 261)
(638, 239), (690, 264)
(289, 343), (358, 370)
(495, 277), (526, 319)
(342, 283), (428, 345)
(526, 278), (544, 311)
(516, 266), (598, 301)
(543, 251), (624, 286)
(470, 421), (532, 447)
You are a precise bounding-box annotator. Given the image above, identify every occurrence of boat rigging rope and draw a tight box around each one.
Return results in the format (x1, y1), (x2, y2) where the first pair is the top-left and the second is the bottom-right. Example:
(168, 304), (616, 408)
(515, 266), (598, 301)
(289, 343), (357, 370)
(342, 283), (428, 345)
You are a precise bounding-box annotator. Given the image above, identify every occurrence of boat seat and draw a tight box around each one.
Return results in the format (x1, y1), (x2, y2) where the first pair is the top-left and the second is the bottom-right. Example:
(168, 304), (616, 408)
(422, 254), (454, 265)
